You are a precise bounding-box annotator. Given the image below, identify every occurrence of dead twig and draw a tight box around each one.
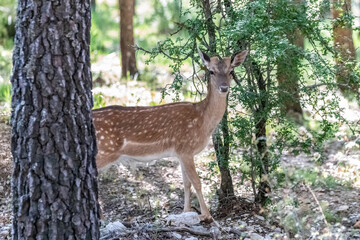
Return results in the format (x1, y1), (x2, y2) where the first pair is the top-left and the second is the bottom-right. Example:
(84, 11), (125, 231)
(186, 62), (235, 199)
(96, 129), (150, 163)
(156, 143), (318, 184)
(304, 183), (330, 230)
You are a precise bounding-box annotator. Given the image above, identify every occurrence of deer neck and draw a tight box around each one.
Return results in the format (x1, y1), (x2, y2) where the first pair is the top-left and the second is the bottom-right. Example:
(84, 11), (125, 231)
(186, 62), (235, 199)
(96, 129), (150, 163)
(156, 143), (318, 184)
(198, 82), (228, 133)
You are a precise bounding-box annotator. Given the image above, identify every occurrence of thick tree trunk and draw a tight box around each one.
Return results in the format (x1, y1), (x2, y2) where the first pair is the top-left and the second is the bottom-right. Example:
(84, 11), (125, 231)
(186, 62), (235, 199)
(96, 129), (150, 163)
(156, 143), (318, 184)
(91, 0), (96, 11)
(332, 0), (358, 94)
(120, 0), (137, 78)
(201, 0), (235, 202)
(11, 0), (100, 239)
(277, 29), (303, 120)
(277, 0), (304, 120)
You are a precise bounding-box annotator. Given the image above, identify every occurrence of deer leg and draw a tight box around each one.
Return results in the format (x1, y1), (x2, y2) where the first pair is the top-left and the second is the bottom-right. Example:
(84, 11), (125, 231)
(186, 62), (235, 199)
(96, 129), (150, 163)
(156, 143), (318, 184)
(180, 156), (212, 222)
(181, 165), (192, 212)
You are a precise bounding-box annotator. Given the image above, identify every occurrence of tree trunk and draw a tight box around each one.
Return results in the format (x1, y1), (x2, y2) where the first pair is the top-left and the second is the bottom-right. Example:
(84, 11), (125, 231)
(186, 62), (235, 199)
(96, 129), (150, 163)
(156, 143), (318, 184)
(251, 61), (270, 205)
(332, 0), (358, 94)
(120, 0), (137, 78)
(201, 0), (235, 202)
(11, 0), (100, 239)
(212, 109), (235, 202)
(277, 0), (304, 120)
(277, 29), (303, 121)
(91, 0), (96, 11)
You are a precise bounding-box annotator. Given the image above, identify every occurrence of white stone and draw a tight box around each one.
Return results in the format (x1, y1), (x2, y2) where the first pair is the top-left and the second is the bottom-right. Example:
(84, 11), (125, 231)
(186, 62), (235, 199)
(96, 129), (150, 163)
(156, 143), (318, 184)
(255, 215), (265, 221)
(185, 237), (198, 240)
(105, 221), (127, 233)
(336, 205), (349, 213)
(237, 220), (248, 228)
(166, 212), (201, 226)
(210, 226), (221, 238)
(0, 230), (9, 237)
(172, 232), (182, 239)
(250, 232), (265, 240)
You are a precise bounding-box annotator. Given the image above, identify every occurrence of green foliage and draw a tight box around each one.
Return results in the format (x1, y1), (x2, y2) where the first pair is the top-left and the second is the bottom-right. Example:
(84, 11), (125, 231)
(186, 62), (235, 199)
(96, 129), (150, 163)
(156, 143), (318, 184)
(281, 168), (346, 189)
(138, 67), (159, 91)
(0, 82), (11, 103)
(90, 3), (120, 59)
(137, 0), (358, 205)
(93, 93), (106, 109)
(0, 44), (14, 81)
(0, 0), (16, 48)
(324, 210), (341, 224)
(0, 82), (11, 123)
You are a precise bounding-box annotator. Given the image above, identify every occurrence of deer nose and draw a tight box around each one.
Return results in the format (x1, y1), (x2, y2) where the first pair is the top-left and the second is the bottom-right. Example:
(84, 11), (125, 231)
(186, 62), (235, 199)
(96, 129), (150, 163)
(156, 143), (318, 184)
(219, 85), (229, 93)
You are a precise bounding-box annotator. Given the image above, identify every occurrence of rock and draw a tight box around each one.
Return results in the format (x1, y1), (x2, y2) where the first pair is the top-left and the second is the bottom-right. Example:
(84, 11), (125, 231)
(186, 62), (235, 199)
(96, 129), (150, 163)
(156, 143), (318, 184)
(246, 225), (255, 232)
(345, 141), (359, 151)
(192, 225), (207, 232)
(250, 232), (265, 240)
(0, 230), (9, 237)
(166, 212), (200, 226)
(237, 220), (247, 228)
(210, 226), (221, 239)
(185, 237), (198, 240)
(265, 234), (274, 240)
(336, 205), (349, 213)
(105, 221), (127, 233)
(172, 232), (182, 239)
(255, 215), (265, 221)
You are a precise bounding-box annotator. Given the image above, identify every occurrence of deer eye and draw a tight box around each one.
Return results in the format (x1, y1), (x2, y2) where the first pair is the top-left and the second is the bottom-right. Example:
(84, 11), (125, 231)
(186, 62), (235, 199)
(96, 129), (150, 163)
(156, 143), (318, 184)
(209, 71), (214, 75)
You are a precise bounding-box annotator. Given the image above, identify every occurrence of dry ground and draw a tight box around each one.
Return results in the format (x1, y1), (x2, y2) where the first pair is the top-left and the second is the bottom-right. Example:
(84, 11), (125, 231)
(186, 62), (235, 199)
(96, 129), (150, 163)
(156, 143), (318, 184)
(0, 119), (359, 239)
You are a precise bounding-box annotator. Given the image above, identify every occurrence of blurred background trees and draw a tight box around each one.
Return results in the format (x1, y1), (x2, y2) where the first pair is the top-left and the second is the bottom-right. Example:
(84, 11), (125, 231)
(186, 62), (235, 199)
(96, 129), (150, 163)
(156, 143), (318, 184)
(332, 0), (358, 95)
(120, 0), (137, 78)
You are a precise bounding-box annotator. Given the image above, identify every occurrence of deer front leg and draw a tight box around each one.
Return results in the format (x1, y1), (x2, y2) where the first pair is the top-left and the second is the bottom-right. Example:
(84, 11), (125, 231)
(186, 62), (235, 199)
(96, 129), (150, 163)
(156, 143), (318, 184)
(181, 165), (192, 212)
(180, 156), (212, 222)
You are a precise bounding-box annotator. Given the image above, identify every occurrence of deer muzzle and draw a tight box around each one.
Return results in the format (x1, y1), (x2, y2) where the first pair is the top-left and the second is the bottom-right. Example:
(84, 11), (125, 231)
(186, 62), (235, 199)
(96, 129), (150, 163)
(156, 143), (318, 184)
(219, 85), (229, 93)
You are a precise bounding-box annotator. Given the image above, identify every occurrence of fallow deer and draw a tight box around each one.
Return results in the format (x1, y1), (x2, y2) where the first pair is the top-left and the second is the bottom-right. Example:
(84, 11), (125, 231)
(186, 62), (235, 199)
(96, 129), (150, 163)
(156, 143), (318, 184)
(92, 49), (248, 222)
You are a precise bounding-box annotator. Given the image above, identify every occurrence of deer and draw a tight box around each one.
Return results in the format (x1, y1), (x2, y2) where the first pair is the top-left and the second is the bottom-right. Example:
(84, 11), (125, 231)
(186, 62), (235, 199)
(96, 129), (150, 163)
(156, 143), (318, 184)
(92, 48), (248, 222)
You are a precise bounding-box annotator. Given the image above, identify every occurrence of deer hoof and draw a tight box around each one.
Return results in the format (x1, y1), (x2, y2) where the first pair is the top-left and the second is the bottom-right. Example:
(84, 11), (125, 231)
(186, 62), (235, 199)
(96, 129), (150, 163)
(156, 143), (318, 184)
(199, 215), (213, 223)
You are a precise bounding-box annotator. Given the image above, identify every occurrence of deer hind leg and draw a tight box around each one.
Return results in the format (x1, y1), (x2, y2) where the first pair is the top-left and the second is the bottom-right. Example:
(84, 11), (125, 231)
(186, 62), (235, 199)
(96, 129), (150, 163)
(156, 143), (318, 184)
(180, 156), (212, 222)
(181, 165), (192, 212)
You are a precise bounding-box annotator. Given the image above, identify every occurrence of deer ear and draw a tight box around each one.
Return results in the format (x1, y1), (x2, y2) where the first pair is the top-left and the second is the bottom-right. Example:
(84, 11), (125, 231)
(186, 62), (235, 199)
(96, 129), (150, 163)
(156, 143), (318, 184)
(231, 50), (248, 68)
(198, 47), (211, 69)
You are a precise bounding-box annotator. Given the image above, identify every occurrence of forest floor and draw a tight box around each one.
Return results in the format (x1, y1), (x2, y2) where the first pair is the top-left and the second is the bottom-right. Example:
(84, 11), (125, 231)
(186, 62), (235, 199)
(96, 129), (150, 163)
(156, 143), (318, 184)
(0, 56), (360, 239)
(0, 118), (359, 239)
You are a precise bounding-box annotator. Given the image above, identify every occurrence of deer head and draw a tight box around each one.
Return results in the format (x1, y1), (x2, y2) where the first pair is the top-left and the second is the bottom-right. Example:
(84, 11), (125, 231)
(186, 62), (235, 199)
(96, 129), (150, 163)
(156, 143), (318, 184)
(198, 48), (248, 94)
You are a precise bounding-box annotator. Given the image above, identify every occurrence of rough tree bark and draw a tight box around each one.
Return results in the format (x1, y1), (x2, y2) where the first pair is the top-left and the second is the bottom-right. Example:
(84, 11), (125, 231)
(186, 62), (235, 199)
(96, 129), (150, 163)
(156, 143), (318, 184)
(251, 61), (270, 205)
(120, 0), (137, 78)
(201, 0), (235, 202)
(11, 0), (100, 239)
(277, 30), (303, 120)
(332, 0), (358, 94)
(276, 0), (304, 121)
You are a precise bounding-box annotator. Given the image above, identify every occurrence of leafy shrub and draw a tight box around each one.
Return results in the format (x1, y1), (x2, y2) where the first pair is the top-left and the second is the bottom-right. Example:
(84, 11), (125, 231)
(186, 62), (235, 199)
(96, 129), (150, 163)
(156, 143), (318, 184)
(93, 93), (106, 109)
(0, 83), (11, 104)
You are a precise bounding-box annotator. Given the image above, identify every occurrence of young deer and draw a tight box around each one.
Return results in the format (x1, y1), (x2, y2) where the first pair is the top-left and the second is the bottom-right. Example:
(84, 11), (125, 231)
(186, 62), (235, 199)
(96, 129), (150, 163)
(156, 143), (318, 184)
(92, 49), (248, 222)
